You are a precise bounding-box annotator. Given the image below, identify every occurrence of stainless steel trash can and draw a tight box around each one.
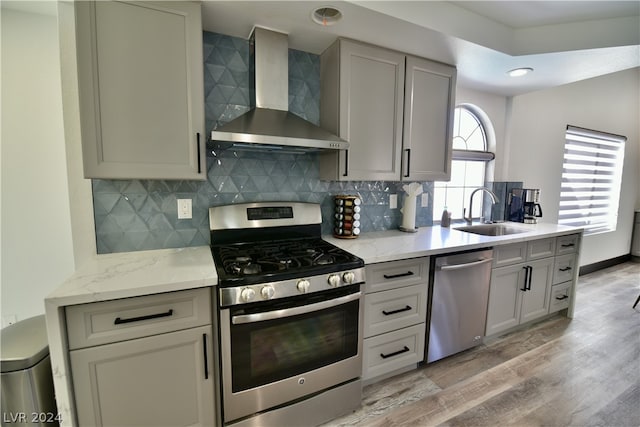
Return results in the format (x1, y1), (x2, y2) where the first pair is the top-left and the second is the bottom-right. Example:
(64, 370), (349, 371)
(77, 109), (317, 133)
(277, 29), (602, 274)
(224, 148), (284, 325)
(1, 315), (59, 426)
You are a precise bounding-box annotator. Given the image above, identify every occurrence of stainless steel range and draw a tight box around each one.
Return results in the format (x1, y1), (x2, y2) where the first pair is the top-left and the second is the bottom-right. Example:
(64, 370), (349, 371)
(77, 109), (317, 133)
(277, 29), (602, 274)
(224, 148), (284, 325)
(209, 202), (365, 427)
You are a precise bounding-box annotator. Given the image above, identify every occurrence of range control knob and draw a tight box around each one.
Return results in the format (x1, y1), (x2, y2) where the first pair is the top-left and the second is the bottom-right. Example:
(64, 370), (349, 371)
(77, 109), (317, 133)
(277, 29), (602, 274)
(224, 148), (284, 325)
(261, 285), (275, 300)
(328, 274), (341, 287)
(297, 279), (311, 294)
(240, 287), (256, 303)
(343, 271), (356, 284)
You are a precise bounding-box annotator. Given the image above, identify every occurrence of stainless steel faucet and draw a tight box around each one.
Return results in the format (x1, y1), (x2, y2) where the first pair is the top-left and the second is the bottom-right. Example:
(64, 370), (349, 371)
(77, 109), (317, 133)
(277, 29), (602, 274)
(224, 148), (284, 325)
(465, 187), (500, 225)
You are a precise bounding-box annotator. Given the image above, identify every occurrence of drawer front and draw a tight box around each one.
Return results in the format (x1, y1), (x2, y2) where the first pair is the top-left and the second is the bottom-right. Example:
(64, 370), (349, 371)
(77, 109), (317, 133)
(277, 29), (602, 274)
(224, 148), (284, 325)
(527, 238), (556, 260)
(493, 242), (527, 267)
(553, 254), (577, 285)
(556, 234), (580, 255)
(549, 282), (571, 313)
(365, 257), (429, 293)
(364, 284), (427, 338)
(362, 324), (425, 381)
(66, 288), (211, 350)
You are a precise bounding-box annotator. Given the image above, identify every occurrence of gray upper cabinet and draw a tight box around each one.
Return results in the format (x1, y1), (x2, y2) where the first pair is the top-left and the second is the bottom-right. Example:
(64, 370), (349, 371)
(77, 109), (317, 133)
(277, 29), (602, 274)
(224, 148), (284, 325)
(320, 39), (405, 181)
(403, 56), (455, 181)
(319, 39), (456, 182)
(75, 1), (206, 180)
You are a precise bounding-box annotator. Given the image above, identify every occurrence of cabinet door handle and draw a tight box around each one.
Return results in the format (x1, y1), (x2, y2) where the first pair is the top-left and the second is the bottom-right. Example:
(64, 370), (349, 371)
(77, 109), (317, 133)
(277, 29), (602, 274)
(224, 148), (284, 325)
(383, 271), (414, 279)
(380, 346), (410, 359)
(202, 333), (209, 380)
(559, 266), (572, 272)
(404, 148), (411, 178)
(521, 266), (529, 291)
(114, 309), (174, 325)
(555, 295), (569, 301)
(382, 305), (412, 316)
(196, 133), (202, 174)
(343, 149), (349, 177)
(526, 266), (533, 291)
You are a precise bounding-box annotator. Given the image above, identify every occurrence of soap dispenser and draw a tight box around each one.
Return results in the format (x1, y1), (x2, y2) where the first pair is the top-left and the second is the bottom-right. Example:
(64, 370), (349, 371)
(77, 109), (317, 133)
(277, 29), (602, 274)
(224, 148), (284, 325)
(441, 207), (451, 228)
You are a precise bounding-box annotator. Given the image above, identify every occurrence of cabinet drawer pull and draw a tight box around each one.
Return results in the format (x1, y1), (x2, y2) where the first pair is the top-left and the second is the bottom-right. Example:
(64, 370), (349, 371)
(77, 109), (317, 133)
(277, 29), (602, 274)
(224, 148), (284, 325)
(383, 271), (414, 279)
(343, 149), (349, 177)
(561, 243), (575, 248)
(196, 133), (202, 174)
(559, 266), (572, 272)
(380, 346), (410, 359)
(203, 333), (209, 380)
(382, 305), (412, 316)
(404, 148), (411, 178)
(555, 295), (569, 301)
(114, 309), (174, 325)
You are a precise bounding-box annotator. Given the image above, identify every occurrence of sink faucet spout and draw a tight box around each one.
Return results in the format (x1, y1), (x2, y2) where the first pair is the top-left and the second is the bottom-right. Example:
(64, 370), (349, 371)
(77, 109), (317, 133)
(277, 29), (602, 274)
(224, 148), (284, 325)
(465, 187), (499, 225)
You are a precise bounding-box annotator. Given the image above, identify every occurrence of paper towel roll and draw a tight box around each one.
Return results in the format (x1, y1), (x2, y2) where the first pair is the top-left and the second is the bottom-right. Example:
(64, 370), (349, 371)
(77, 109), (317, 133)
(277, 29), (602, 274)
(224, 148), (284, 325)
(401, 194), (417, 230)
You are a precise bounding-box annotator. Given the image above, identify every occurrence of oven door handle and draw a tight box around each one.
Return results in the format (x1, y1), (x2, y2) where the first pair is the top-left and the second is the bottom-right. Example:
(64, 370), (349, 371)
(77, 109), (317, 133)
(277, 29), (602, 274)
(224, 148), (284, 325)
(231, 291), (362, 325)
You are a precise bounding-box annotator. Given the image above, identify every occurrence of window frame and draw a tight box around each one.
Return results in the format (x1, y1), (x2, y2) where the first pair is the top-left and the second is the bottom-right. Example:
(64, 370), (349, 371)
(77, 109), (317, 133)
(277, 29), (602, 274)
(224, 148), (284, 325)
(433, 105), (495, 223)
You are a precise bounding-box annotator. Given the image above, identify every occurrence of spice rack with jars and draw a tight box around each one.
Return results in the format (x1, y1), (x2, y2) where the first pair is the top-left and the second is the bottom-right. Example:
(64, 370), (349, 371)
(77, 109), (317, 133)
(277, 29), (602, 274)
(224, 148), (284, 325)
(334, 195), (362, 239)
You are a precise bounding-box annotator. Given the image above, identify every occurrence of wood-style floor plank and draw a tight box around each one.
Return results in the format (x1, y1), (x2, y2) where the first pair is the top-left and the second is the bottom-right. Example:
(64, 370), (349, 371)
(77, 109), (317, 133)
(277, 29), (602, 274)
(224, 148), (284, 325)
(325, 261), (640, 427)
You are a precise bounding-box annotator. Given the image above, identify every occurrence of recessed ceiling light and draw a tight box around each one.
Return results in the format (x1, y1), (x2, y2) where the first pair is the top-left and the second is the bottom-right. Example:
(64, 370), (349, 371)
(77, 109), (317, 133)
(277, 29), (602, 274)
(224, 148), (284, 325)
(508, 67), (534, 77)
(311, 6), (342, 26)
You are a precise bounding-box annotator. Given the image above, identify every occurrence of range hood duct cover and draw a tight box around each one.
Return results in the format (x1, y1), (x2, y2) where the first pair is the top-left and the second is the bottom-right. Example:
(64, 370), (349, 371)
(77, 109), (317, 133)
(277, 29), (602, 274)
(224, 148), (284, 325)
(210, 27), (348, 150)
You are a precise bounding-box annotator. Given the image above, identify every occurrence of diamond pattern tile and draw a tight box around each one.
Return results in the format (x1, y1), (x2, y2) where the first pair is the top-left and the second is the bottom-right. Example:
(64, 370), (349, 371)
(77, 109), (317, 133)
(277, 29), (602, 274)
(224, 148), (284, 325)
(92, 31), (434, 254)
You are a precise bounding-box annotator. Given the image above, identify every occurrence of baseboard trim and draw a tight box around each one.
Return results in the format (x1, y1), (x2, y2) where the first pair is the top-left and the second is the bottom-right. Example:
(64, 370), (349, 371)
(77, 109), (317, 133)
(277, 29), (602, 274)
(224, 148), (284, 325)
(579, 254), (632, 276)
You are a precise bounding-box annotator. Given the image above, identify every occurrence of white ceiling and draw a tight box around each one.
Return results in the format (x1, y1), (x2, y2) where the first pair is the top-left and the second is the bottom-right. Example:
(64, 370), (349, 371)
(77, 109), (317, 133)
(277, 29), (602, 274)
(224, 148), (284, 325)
(202, 0), (640, 96)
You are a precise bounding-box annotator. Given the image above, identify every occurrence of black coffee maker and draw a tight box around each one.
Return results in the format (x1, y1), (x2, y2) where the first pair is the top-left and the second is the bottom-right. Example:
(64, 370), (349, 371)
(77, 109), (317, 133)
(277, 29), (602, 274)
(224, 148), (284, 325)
(508, 188), (543, 224)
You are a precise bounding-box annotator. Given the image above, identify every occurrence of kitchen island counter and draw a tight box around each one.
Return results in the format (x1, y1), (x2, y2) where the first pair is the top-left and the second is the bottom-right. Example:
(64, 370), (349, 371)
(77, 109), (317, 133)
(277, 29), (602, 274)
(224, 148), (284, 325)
(325, 222), (583, 264)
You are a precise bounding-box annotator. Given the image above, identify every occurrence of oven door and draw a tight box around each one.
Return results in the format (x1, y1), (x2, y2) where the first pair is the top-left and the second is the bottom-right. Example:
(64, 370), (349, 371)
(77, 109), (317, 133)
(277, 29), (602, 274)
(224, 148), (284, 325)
(220, 285), (363, 423)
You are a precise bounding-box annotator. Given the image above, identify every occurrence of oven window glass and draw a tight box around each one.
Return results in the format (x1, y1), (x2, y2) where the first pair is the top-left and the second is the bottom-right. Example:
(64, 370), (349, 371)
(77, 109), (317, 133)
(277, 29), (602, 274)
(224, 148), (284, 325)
(230, 299), (359, 392)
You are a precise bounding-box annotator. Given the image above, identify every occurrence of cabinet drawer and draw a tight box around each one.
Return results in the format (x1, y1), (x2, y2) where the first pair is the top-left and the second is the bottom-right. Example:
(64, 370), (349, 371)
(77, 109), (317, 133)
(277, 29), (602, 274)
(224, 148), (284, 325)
(66, 288), (211, 350)
(549, 282), (571, 313)
(364, 284), (427, 338)
(365, 257), (429, 293)
(527, 238), (556, 260)
(362, 324), (425, 381)
(493, 242), (527, 267)
(556, 234), (580, 255)
(553, 254), (577, 285)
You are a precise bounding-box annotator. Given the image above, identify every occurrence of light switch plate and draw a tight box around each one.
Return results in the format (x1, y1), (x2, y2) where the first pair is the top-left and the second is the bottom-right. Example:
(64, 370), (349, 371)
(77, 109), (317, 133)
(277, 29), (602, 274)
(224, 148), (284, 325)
(177, 199), (192, 219)
(389, 194), (398, 209)
(421, 193), (429, 207)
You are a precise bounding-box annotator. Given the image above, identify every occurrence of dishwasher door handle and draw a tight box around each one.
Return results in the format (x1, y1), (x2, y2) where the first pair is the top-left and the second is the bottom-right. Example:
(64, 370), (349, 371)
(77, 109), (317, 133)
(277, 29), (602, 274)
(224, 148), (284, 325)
(437, 258), (493, 271)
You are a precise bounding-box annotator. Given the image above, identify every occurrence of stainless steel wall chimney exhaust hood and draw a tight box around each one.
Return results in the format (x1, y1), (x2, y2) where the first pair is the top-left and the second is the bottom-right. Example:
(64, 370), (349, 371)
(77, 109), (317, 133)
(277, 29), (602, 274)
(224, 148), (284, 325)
(210, 27), (348, 151)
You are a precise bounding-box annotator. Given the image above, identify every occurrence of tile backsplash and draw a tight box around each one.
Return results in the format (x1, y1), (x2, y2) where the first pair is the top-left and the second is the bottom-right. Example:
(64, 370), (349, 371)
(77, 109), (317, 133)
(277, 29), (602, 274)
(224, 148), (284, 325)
(92, 31), (433, 254)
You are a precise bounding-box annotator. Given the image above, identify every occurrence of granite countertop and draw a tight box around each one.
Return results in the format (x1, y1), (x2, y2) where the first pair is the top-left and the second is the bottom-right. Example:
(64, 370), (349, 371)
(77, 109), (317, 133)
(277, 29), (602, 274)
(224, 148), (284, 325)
(46, 246), (217, 308)
(325, 222), (583, 264)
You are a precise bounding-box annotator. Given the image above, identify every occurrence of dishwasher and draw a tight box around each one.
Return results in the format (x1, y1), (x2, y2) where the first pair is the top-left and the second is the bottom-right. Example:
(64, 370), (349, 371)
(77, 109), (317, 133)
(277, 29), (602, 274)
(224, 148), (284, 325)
(427, 248), (493, 363)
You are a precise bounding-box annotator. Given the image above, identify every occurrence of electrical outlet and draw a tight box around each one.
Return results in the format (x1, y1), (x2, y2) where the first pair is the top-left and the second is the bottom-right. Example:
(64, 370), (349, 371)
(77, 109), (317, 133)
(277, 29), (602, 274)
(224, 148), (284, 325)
(389, 194), (398, 209)
(177, 199), (192, 219)
(2, 315), (17, 328)
(421, 193), (429, 207)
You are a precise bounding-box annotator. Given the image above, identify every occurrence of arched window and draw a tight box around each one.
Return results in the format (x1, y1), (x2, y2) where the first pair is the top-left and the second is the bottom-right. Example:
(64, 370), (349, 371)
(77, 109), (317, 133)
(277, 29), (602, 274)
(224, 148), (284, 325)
(433, 105), (495, 222)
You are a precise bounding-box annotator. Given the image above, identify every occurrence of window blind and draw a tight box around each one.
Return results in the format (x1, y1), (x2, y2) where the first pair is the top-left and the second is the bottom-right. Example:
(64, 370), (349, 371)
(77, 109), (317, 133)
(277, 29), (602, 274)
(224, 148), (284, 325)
(559, 125), (626, 235)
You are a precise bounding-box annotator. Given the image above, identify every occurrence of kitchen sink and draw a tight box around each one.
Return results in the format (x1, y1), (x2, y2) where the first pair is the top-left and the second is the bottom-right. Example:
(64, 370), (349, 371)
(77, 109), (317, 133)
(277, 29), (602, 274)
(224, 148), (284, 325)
(455, 223), (530, 236)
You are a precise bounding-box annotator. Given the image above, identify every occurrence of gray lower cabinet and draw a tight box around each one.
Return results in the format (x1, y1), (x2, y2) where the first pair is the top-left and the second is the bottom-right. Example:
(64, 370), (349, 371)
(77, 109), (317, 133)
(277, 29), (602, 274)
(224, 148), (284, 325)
(486, 239), (556, 336)
(486, 234), (581, 336)
(74, 1), (206, 180)
(319, 39), (456, 182)
(66, 288), (215, 426)
(486, 257), (554, 335)
(362, 257), (429, 382)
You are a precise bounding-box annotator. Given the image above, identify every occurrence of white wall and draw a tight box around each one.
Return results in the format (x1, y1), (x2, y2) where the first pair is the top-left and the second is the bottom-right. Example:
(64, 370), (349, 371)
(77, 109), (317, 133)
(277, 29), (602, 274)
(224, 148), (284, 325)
(1, 6), (76, 325)
(507, 68), (640, 266)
